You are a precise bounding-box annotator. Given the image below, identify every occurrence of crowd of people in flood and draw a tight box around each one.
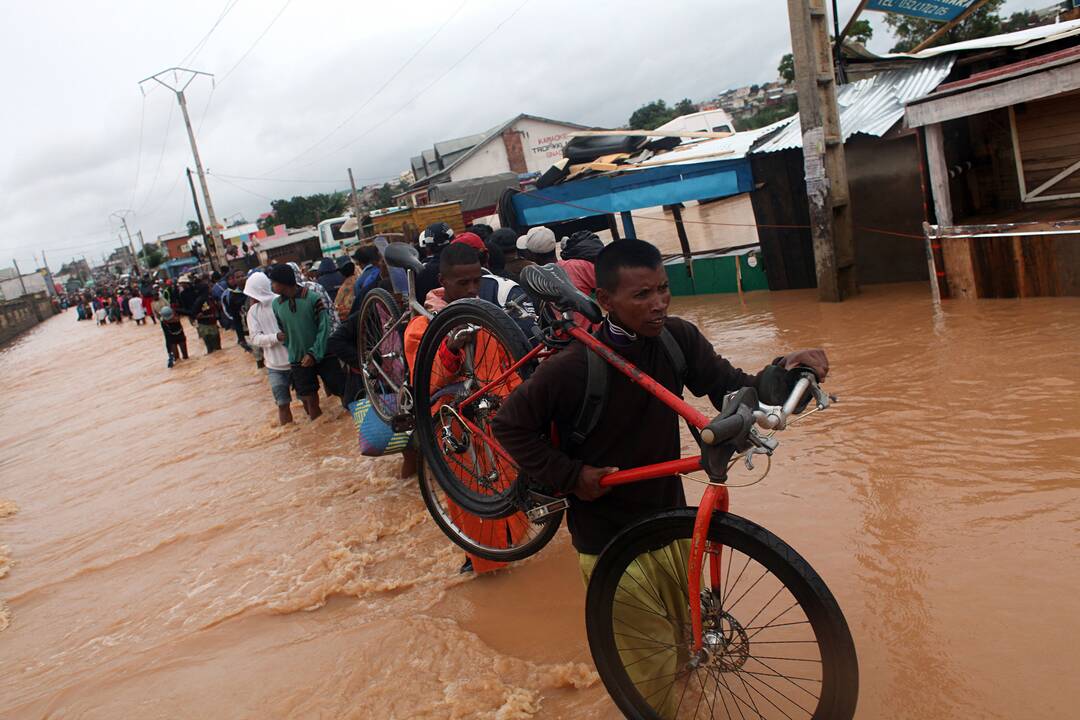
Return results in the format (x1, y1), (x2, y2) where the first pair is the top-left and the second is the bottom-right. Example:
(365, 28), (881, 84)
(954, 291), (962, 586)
(70, 222), (606, 425)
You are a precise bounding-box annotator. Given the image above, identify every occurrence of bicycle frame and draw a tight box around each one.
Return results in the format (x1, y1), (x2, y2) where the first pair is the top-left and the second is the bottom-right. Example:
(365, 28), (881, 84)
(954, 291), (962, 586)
(452, 320), (729, 655)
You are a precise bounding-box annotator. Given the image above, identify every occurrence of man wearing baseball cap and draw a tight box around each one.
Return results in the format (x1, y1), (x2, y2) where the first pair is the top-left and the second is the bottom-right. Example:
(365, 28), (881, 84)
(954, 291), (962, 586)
(517, 226), (557, 264)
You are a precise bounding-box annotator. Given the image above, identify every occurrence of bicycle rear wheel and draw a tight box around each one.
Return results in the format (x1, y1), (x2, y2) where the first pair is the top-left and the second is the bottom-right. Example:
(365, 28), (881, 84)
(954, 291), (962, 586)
(585, 510), (858, 720)
(418, 461), (562, 562)
(413, 298), (532, 519)
(358, 288), (406, 422)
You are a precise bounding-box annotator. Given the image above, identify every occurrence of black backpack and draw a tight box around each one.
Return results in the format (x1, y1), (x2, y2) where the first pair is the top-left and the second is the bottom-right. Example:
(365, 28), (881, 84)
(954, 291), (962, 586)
(564, 326), (687, 452)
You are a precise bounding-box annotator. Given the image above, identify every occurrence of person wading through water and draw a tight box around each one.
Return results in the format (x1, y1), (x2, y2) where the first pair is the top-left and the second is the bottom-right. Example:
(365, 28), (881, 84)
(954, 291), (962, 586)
(268, 264), (332, 421)
(491, 240), (829, 714)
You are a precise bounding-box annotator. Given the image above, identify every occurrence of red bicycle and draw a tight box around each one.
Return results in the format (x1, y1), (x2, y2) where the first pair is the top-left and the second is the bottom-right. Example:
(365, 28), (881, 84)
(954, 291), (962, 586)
(410, 263), (858, 719)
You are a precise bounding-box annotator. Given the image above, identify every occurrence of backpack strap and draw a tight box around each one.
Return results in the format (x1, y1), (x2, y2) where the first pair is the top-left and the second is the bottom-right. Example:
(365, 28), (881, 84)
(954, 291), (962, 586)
(565, 325), (686, 453)
(657, 326), (687, 395)
(568, 344), (609, 450)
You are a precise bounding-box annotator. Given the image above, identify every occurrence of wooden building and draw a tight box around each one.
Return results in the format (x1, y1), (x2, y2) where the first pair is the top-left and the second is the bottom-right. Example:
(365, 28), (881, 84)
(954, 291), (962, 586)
(906, 44), (1080, 298)
(361, 201), (465, 243)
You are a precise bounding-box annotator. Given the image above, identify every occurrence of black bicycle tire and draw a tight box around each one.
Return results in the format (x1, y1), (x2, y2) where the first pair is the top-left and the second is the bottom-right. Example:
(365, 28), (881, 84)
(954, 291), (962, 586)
(358, 288), (405, 423)
(413, 298), (532, 518)
(417, 461), (563, 562)
(586, 510), (858, 720)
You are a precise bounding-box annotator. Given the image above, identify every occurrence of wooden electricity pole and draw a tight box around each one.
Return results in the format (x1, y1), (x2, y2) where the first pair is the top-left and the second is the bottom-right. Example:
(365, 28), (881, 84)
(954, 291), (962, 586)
(787, 0), (857, 302)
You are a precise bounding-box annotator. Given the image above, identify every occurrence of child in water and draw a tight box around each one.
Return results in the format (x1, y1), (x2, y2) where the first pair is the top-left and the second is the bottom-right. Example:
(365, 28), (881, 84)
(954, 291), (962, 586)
(160, 307), (189, 368)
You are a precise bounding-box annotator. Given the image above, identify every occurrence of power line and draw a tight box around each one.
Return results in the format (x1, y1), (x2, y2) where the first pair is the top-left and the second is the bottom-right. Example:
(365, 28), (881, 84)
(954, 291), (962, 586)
(212, 171), (396, 184)
(217, 0), (293, 86)
(128, 95), (147, 210)
(208, 172), (275, 201)
(133, 101), (176, 214)
(295, 0), (533, 171)
(261, 0), (468, 176)
(178, 0), (243, 67)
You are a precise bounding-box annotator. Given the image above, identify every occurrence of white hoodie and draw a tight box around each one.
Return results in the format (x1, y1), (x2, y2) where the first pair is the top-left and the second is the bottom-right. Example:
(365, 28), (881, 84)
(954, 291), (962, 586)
(243, 272), (290, 370)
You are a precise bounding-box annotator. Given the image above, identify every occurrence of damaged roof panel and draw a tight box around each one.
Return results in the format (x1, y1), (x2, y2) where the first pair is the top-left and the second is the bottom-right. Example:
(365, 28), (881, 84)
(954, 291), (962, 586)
(752, 55), (955, 154)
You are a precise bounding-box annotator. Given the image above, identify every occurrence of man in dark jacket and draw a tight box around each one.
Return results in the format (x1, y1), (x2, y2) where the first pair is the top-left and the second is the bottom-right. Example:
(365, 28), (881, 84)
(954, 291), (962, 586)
(490, 228), (534, 283)
(220, 269), (251, 351)
(493, 239), (828, 562)
(414, 221), (454, 301)
(316, 257), (345, 300)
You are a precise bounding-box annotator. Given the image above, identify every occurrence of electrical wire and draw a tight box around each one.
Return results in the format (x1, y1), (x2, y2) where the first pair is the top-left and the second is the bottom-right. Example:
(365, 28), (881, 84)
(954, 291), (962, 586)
(217, 0), (294, 86)
(261, 0), (468, 176)
(133, 102), (176, 215)
(178, 0), (243, 67)
(211, 171), (398, 184)
(208, 172), (275, 201)
(128, 95), (147, 211)
(294, 0), (534, 171)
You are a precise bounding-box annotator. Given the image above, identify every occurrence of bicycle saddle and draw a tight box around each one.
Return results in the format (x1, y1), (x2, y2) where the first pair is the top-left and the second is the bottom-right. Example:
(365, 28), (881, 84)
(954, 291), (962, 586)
(383, 242), (424, 274)
(519, 263), (603, 324)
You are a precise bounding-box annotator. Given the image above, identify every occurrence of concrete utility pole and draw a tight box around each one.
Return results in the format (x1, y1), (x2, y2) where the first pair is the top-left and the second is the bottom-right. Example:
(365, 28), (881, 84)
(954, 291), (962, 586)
(186, 167), (207, 241)
(111, 210), (142, 275)
(787, 0), (857, 302)
(140, 68), (224, 271)
(347, 168), (363, 220)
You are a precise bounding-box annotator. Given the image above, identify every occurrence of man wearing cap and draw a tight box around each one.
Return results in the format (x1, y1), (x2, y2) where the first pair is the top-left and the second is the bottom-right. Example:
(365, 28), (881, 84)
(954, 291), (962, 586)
(518, 226), (557, 265)
(415, 222), (454, 302)
(268, 264), (333, 421)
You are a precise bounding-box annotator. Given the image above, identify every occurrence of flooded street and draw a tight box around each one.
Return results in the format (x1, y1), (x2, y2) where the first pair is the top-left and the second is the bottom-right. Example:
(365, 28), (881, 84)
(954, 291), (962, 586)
(1, 283), (1078, 718)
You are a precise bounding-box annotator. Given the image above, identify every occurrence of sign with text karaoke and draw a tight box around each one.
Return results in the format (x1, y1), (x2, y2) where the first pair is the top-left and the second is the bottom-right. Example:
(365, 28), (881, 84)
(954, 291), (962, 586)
(866, 0), (974, 23)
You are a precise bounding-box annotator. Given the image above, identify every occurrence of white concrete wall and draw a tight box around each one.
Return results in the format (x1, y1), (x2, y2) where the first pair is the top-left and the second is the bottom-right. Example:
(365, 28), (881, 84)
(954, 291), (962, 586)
(622, 194), (760, 257)
(450, 140), (509, 182)
(449, 118), (581, 181)
(0, 271), (47, 300)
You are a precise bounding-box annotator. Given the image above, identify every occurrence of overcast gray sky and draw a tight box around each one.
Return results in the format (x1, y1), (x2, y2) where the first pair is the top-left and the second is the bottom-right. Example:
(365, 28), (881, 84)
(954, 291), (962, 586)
(0, 0), (1052, 272)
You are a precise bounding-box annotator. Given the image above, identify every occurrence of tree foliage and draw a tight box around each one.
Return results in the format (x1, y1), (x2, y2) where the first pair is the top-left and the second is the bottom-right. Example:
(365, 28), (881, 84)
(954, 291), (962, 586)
(186, 219), (202, 237)
(884, 0), (1005, 52)
(847, 19), (874, 45)
(267, 192), (348, 229)
(778, 20), (870, 84)
(627, 98), (698, 130)
(733, 96), (799, 132)
(1002, 10), (1041, 32)
(138, 244), (165, 269)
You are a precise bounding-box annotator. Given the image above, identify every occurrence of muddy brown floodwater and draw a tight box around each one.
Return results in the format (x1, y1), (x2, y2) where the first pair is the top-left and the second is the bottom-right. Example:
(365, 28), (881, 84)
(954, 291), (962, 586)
(1, 283), (1078, 719)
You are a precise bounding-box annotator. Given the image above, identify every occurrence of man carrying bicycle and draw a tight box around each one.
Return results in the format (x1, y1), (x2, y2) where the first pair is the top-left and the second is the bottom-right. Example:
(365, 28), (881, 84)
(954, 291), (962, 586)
(495, 239), (827, 562)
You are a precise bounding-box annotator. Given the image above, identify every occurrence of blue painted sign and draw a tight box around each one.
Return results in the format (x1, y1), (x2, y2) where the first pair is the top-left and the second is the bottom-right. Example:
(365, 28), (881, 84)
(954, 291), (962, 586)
(866, 0), (974, 23)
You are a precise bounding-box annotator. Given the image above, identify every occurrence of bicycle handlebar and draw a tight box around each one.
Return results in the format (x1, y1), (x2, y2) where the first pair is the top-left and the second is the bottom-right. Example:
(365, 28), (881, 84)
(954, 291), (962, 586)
(700, 371), (830, 446)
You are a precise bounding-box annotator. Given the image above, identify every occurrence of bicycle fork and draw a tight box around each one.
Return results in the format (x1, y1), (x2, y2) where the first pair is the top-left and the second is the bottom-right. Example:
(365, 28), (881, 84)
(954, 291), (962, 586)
(688, 483), (730, 656)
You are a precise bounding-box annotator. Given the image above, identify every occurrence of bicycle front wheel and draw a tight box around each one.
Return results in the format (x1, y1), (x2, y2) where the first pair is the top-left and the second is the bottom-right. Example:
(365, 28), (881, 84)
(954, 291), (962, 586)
(413, 298), (533, 519)
(585, 510), (858, 720)
(418, 461), (562, 562)
(358, 288), (406, 422)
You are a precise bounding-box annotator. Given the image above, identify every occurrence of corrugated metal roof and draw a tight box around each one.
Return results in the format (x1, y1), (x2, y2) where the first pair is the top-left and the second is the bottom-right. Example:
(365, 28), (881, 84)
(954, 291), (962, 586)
(752, 55), (955, 154)
(636, 119), (792, 167)
(433, 132), (487, 157)
(879, 18), (1080, 59)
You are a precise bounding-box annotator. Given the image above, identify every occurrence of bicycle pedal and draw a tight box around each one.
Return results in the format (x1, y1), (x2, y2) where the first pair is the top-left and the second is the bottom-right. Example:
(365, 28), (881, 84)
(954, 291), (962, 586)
(390, 413), (415, 433)
(526, 497), (569, 522)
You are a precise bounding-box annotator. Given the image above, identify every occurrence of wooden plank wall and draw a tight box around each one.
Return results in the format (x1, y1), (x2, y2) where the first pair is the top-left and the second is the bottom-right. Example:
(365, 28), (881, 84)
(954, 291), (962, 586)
(1014, 91), (1080, 196)
(749, 151), (817, 291)
(933, 221), (1080, 298)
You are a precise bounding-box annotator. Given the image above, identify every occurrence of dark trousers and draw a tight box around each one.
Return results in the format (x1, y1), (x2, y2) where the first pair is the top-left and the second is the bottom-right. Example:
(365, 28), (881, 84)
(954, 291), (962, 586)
(291, 357), (344, 398)
(167, 339), (189, 360)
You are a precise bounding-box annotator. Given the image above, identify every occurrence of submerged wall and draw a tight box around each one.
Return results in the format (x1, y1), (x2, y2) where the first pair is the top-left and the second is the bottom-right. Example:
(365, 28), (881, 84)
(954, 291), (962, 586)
(0, 293), (55, 345)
